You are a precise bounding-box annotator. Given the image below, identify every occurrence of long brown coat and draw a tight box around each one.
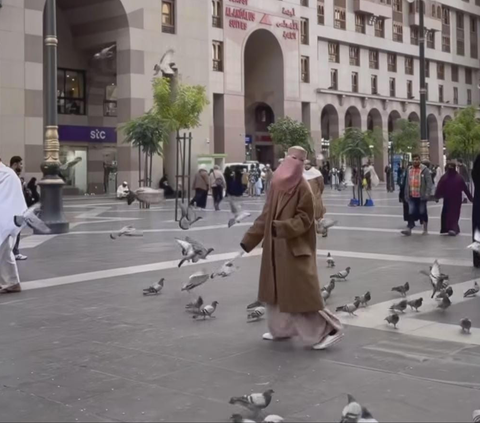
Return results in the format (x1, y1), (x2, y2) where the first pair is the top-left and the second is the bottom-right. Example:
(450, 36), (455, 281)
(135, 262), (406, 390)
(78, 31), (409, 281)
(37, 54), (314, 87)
(308, 175), (326, 220)
(241, 179), (324, 313)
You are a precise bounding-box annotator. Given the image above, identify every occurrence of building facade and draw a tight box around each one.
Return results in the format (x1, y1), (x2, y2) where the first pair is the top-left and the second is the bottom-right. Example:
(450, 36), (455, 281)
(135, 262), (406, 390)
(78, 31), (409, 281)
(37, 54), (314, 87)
(0, 0), (479, 193)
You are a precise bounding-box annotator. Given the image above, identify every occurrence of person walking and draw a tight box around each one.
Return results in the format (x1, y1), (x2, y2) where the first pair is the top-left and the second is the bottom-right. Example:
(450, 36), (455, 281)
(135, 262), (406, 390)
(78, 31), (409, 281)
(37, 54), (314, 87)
(241, 146), (343, 350)
(401, 154), (433, 236)
(385, 164), (393, 192)
(26, 178), (40, 206)
(241, 168), (249, 195)
(191, 165), (209, 209)
(209, 165), (226, 211)
(396, 165), (404, 189)
(9, 156), (27, 261)
(248, 164), (258, 197)
(435, 160), (473, 236)
(457, 159), (471, 204)
(472, 154), (480, 268)
(264, 164), (273, 196)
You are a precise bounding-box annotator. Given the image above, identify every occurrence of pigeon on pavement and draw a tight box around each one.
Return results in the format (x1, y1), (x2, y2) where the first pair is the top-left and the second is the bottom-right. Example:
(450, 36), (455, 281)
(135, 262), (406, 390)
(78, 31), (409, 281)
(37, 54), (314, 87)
(336, 299), (361, 316)
(420, 260), (449, 298)
(185, 295), (203, 312)
(193, 301), (219, 320)
(177, 237), (214, 267)
(331, 267), (351, 281)
(179, 202), (202, 230)
(385, 313), (400, 329)
(110, 226), (143, 239)
(247, 300), (264, 310)
(326, 252), (335, 268)
(211, 252), (244, 278)
(142, 278), (164, 296)
(322, 289), (331, 302)
(464, 281), (479, 298)
(436, 286), (453, 299)
(391, 282), (410, 297)
(467, 230), (480, 254)
(437, 296), (451, 311)
(340, 394), (362, 423)
(359, 406), (378, 423)
(228, 200), (251, 228)
(460, 318), (472, 334)
(14, 203), (51, 234)
(390, 299), (407, 313)
(407, 298), (423, 312)
(263, 415), (284, 423)
(230, 415), (255, 423)
(322, 279), (336, 294)
(182, 270), (210, 292)
(355, 291), (371, 307)
(247, 306), (266, 322)
(229, 389), (274, 411)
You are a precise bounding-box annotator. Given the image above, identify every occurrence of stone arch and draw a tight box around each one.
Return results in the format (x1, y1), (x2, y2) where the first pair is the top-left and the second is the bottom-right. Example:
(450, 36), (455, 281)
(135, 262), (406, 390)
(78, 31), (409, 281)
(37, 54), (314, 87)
(321, 104), (339, 141)
(408, 112), (420, 123)
(368, 108), (385, 178)
(345, 106), (361, 129)
(427, 114), (440, 165)
(388, 110), (402, 134)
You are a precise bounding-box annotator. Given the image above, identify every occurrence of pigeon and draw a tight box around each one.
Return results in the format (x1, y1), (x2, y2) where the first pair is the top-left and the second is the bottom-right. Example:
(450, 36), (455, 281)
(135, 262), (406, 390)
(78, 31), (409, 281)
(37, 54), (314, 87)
(420, 260), (449, 298)
(340, 394), (362, 423)
(359, 406), (378, 423)
(193, 301), (219, 319)
(177, 237), (214, 267)
(318, 218), (338, 234)
(407, 297), (423, 312)
(247, 306), (266, 322)
(182, 270), (210, 292)
(330, 267), (351, 281)
(467, 230), (480, 254)
(110, 226), (143, 239)
(14, 203), (51, 234)
(230, 415), (255, 423)
(436, 286), (453, 299)
(336, 299), (361, 316)
(321, 289), (331, 302)
(247, 300), (263, 310)
(355, 291), (371, 307)
(473, 409), (480, 423)
(385, 313), (400, 329)
(229, 389), (274, 411)
(464, 281), (479, 298)
(322, 279), (336, 294)
(185, 296), (203, 312)
(179, 202), (202, 230)
(228, 199), (251, 228)
(391, 282), (410, 297)
(153, 49), (177, 76)
(326, 252), (335, 268)
(93, 44), (115, 60)
(263, 416), (284, 423)
(460, 318), (472, 334)
(437, 296), (451, 311)
(142, 278), (164, 296)
(211, 252), (243, 278)
(389, 299), (407, 313)
(126, 187), (164, 206)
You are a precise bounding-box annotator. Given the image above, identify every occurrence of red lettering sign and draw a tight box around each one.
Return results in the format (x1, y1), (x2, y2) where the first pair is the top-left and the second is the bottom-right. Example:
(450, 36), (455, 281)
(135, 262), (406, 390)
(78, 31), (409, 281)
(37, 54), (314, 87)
(229, 19), (247, 30)
(229, 0), (248, 4)
(225, 6), (255, 22)
(282, 7), (295, 17)
(283, 31), (297, 40)
(276, 20), (299, 31)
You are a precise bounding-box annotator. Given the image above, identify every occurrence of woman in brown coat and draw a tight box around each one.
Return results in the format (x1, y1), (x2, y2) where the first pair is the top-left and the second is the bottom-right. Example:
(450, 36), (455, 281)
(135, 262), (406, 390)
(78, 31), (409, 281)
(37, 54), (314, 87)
(304, 160), (326, 235)
(241, 147), (343, 350)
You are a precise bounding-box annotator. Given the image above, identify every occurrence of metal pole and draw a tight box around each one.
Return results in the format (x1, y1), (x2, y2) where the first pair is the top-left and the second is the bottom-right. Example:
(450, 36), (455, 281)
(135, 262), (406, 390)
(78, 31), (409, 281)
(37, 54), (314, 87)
(37, 0), (69, 234)
(187, 132), (192, 204)
(175, 132), (179, 222)
(182, 132), (186, 207)
(419, 0), (429, 161)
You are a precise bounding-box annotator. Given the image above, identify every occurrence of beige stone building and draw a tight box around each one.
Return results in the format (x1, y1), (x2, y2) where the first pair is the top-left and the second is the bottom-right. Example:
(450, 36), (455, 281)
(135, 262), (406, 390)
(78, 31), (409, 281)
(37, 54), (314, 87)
(0, 0), (479, 193)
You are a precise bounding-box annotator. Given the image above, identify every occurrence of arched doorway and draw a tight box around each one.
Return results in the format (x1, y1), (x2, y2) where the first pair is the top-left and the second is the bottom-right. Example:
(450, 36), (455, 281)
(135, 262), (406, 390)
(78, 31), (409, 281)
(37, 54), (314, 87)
(368, 108), (385, 179)
(345, 106), (361, 129)
(408, 112), (420, 123)
(244, 30), (284, 165)
(321, 104), (339, 156)
(427, 114), (440, 165)
(388, 110), (401, 134)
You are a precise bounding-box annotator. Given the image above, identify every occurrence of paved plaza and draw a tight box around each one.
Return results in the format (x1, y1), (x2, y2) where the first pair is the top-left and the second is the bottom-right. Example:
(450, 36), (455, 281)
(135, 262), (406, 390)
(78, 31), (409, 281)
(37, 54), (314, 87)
(3, 187), (480, 422)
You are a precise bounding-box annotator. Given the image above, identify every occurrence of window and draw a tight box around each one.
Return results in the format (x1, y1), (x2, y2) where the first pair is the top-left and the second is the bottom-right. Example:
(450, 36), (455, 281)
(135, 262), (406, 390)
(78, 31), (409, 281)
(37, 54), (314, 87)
(317, 1), (324, 25)
(162, 0), (175, 33)
(301, 18), (309, 44)
(439, 85), (444, 103)
(350, 46), (360, 66)
(389, 77), (396, 97)
(393, 22), (403, 42)
(329, 42), (340, 63)
(452, 65), (459, 82)
(57, 69), (86, 115)
(457, 11), (464, 30)
(407, 80), (413, 99)
(442, 35), (451, 52)
(466, 68), (473, 84)
(393, 0), (402, 12)
(471, 16), (478, 58)
(212, 0), (222, 28)
(301, 0), (308, 6)
(330, 69), (338, 90)
(104, 84), (117, 117)
(355, 13), (365, 33)
(405, 56), (414, 75)
(212, 41), (223, 72)
(426, 31), (435, 49)
(369, 50), (379, 69)
(301, 56), (310, 82)
(388, 53), (397, 72)
(468, 89), (472, 105)
(471, 16), (477, 33)
(371, 75), (378, 95)
(437, 63), (444, 80)
(334, 7), (346, 30)
(425, 59), (430, 78)
(458, 39), (465, 56)
(454, 87), (459, 105)
(375, 18), (385, 38)
(411, 27), (419, 45)
(442, 7), (450, 25)
(352, 72), (359, 93)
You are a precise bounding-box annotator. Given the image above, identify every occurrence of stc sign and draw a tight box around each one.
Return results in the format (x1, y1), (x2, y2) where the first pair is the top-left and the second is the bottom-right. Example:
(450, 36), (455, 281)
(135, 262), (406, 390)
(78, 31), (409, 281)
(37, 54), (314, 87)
(59, 125), (116, 143)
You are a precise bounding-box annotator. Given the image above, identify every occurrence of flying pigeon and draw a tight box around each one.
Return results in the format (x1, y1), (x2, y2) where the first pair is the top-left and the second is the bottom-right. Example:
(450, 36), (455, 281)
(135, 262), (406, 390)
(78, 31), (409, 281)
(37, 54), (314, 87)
(318, 218), (338, 233)
(460, 318), (472, 334)
(326, 252), (335, 268)
(420, 260), (449, 298)
(153, 49), (177, 76)
(94, 44), (116, 60)
(142, 278), (164, 296)
(110, 226), (143, 240)
(230, 415), (255, 423)
(228, 199), (251, 228)
(126, 187), (164, 206)
(464, 281), (479, 298)
(336, 299), (361, 316)
(182, 270), (210, 292)
(359, 406), (378, 423)
(211, 252), (243, 278)
(59, 156), (82, 172)
(391, 282), (410, 297)
(436, 286), (453, 299)
(185, 296), (203, 312)
(385, 313), (400, 329)
(263, 416), (284, 423)
(179, 202), (202, 230)
(355, 291), (371, 307)
(14, 203), (51, 234)
(467, 230), (480, 254)
(193, 301), (219, 319)
(407, 297), (423, 312)
(330, 267), (351, 281)
(437, 296), (451, 311)
(247, 306), (266, 322)
(229, 389), (274, 411)
(340, 394), (362, 423)
(389, 299), (407, 313)
(247, 300), (263, 311)
(177, 237), (214, 267)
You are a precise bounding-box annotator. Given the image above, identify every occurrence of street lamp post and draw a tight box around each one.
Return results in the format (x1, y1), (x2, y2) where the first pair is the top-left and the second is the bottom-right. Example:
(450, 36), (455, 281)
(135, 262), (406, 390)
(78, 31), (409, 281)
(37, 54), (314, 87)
(38, 0), (69, 234)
